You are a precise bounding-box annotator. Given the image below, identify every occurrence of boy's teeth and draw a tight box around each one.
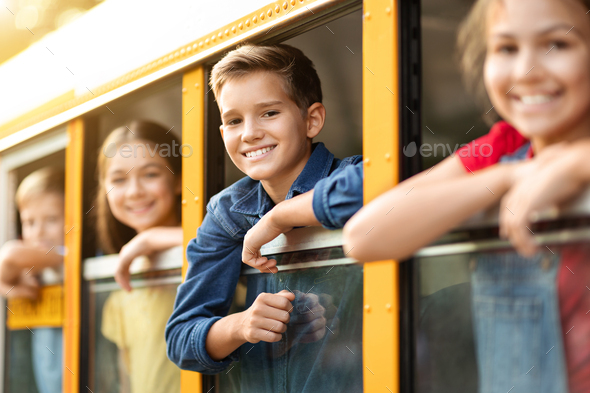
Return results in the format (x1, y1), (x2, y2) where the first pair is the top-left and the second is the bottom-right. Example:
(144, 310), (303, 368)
(520, 95), (554, 105)
(246, 145), (275, 157)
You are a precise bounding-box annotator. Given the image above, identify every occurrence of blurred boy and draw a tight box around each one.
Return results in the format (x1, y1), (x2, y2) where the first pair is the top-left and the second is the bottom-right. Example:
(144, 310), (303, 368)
(0, 167), (65, 393)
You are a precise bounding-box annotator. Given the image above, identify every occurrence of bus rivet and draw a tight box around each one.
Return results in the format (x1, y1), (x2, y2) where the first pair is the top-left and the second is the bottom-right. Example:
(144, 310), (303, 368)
(365, 12), (371, 20)
(182, 200), (187, 205)
(364, 304), (371, 312)
(364, 158), (370, 165)
(290, 0), (296, 5)
(386, 303), (392, 311)
(252, 16), (257, 24)
(275, 5), (280, 13)
(194, 197), (199, 202)
(182, 88), (187, 94)
(385, 7), (391, 15)
(283, 2), (289, 10)
(385, 153), (391, 161)
(268, 9), (273, 17)
(195, 83), (199, 89)
(231, 26), (237, 34)
(239, 22), (244, 30)
(260, 12), (265, 20)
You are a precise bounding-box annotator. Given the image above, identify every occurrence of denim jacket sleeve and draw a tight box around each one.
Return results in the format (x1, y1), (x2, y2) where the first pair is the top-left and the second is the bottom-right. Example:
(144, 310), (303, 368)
(165, 208), (243, 374)
(312, 156), (364, 230)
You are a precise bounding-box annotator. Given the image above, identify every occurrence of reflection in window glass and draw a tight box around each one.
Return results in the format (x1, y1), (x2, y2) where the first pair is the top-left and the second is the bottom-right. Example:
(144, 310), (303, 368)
(219, 264), (363, 393)
(88, 282), (180, 393)
(416, 241), (590, 393)
(6, 330), (38, 393)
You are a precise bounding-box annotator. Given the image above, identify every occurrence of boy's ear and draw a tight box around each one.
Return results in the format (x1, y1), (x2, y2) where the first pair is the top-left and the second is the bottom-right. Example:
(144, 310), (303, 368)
(219, 125), (224, 139)
(306, 103), (326, 139)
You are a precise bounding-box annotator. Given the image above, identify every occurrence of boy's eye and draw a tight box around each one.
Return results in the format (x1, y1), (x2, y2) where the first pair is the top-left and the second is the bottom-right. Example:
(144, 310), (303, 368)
(226, 118), (242, 126)
(263, 111), (279, 118)
(145, 171), (160, 179)
(110, 177), (125, 184)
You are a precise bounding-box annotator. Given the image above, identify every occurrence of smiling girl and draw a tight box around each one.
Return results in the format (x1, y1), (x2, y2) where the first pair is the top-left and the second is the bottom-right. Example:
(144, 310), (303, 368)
(95, 120), (182, 393)
(344, 0), (590, 392)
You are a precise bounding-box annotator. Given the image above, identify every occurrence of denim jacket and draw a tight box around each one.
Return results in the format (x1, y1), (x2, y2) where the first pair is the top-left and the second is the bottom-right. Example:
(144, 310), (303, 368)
(165, 142), (363, 374)
(471, 142), (568, 393)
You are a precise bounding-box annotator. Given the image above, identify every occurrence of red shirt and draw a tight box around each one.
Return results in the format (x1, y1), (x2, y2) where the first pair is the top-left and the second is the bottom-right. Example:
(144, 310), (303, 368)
(457, 121), (590, 393)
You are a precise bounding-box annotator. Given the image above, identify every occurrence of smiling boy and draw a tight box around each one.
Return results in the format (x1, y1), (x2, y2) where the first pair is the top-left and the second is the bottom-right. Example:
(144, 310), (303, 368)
(165, 44), (363, 382)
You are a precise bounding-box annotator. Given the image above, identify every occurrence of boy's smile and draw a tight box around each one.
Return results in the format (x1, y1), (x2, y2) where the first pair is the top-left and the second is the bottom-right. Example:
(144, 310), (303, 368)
(218, 72), (324, 202)
(484, 0), (590, 150)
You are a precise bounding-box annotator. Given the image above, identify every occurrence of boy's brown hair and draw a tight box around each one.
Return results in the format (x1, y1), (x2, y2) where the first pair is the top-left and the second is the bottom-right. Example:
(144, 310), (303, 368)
(210, 44), (322, 115)
(457, 0), (590, 124)
(94, 120), (182, 254)
(16, 167), (65, 209)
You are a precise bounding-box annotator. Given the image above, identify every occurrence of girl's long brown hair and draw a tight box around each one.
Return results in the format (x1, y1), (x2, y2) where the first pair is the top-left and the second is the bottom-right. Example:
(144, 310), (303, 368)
(94, 120), (182, 254)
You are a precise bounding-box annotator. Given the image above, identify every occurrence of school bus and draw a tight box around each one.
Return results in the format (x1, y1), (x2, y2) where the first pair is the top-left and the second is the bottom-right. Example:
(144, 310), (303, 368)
(1, 0), (589, 392)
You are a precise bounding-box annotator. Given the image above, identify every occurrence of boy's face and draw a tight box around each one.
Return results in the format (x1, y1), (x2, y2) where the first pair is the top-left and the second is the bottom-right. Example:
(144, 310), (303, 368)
(484, 0), (590, 146)
(218, 72), (320, 184)
(20, 192), (65, 249)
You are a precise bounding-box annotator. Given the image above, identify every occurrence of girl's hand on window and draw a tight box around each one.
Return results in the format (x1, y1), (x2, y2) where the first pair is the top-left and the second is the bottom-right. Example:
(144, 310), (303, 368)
(114, 231), (151, 292)
(500, 143), (588, 256)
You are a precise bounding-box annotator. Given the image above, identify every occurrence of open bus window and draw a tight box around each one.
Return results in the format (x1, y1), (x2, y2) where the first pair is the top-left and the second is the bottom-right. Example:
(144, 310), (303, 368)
(0, 134), (66, 393)
(81, 77), (183, 393)
(204, 8), (363, 393)
(221, 9), (363, 187)
(84, 248), (183, 393)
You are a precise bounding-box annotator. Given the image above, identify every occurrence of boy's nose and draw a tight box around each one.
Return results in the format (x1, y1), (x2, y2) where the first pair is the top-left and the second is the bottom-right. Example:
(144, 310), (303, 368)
(241, 119), (264, 143)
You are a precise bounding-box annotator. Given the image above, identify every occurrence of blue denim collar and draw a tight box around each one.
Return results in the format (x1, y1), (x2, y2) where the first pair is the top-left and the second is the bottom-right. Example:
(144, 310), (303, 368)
(230, 142), (335, 218)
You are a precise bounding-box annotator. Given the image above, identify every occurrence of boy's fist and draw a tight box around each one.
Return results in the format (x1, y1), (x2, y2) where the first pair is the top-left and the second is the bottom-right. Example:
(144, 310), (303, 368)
(239, 290), (295, 343)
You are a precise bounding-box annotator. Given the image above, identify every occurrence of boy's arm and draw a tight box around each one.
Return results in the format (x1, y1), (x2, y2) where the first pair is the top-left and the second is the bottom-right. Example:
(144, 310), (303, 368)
(165, 212), (295, 373)
(343, 155), (512, 262)
(0, 240), (63, 285)
(242, 161), (364, 272)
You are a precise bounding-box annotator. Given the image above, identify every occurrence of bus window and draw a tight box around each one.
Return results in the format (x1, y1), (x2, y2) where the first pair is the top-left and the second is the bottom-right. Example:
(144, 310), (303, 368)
(222, 9), (362, 187)
(80, 76), (183, 393)
(84, 247), (183, 393)
(218, 228), (363, 393)
(0, 129), (67, 393)
(204, 8), (363, 393)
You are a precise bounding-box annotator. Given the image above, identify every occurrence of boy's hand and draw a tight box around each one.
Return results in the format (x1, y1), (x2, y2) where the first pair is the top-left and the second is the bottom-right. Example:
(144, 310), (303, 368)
(239, 290), (295, 343)
(0, 273), (39, 300)
(289, 291), (339, 344)
(242, 211), (291, 274)
(500, 142), (588, 256)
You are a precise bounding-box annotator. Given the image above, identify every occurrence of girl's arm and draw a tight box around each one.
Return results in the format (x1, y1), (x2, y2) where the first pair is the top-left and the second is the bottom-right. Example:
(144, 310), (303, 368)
(115, 226), (183, 291)
(0, 240), (62, 285)
(343, 155), (513, 262)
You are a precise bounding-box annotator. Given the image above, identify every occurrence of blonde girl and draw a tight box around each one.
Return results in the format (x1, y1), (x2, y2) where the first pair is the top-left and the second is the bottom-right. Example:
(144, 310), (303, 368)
(344, 1), (590, 392)
(95, 120), (183, 393)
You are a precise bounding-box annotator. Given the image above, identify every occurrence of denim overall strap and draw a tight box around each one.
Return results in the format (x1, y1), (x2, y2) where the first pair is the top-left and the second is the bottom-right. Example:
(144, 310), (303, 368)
(471, 252), (568, 393)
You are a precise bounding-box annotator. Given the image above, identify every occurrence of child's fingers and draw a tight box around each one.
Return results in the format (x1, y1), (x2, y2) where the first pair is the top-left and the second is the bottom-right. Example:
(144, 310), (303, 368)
(257, 259), (278, 274)
(115, 269), (132, 292)
(275, 289), (296, 302)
